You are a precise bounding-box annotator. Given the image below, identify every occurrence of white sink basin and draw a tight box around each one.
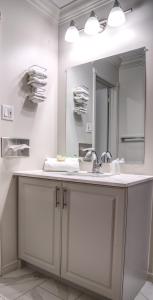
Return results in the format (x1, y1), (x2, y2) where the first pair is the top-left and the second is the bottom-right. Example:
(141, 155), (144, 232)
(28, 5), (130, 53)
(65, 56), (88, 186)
(66, 171), (112, 178)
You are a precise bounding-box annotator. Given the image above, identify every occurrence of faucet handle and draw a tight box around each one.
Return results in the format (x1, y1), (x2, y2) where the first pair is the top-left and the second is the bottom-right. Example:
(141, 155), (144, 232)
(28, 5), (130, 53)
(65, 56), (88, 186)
(101, 151), (112, 163)
(106, 151), (112, 162)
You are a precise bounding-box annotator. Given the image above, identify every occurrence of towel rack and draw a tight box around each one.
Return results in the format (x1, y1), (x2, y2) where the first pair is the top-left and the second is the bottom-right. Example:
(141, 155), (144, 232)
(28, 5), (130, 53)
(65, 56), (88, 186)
(26, 64), (48, 104)
(73, 85), (89, 116)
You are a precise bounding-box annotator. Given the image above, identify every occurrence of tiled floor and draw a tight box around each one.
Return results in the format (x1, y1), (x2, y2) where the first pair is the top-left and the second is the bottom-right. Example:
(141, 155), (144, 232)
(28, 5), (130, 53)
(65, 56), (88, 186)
(0, 268), (152, 300)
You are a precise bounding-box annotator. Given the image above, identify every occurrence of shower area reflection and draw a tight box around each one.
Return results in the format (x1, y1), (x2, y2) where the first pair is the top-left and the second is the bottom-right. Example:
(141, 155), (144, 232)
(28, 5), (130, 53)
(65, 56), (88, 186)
(95, 76), (113, 159)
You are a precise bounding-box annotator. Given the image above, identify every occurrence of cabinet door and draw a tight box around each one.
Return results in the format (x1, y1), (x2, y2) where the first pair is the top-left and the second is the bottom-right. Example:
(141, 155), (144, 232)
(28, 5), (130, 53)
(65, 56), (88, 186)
(61, 182), (126, 300)
(18, 177), (61, 275)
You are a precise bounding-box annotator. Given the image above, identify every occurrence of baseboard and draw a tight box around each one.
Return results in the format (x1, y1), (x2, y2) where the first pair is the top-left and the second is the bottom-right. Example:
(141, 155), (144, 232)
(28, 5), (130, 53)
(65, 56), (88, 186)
(1, 260), (20, 275)
(147, 272), (153, 283)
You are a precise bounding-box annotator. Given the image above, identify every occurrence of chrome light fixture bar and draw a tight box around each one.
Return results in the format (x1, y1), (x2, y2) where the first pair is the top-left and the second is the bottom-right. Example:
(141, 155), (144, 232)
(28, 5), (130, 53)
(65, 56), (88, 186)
(65, 0), (132, 43)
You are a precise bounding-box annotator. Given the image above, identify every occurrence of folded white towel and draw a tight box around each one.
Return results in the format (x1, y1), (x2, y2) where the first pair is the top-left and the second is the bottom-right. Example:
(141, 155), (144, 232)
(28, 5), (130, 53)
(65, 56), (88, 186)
(30, 93), (46, 99)
(74, 107), (87, 114)
(28, 75), (47, 82)
(43, 157), (80, 172)
(28, 70), (47, 79)
(73, 87), (89, 95)
(28, 78), (47, 86)
(28, 82), (47, 88)
(74, 95), (89, 102)
(32, 87), (46, 94)
(28, 95), (45, 103)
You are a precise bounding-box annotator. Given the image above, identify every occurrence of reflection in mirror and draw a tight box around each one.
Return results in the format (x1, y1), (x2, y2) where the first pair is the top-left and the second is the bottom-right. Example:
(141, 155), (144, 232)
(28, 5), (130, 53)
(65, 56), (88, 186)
(66, 48), (146, 164)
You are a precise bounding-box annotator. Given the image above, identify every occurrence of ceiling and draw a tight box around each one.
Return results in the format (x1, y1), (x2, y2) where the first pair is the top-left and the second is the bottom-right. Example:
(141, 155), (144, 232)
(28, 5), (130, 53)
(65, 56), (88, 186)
(50, 0), (80, 9)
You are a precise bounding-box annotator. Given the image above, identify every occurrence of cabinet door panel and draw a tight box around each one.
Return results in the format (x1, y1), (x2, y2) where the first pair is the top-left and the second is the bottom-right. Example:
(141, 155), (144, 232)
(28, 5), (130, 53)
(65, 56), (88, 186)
(61, 183), (126, 300)
(18, 177), (61, 275)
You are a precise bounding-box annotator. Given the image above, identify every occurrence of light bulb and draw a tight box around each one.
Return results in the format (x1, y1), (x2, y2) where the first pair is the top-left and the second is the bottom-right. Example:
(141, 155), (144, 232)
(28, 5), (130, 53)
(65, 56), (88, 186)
(108, 0), (126, 27)
(65, 20), (80, 43)
(84, 11), (101, 36)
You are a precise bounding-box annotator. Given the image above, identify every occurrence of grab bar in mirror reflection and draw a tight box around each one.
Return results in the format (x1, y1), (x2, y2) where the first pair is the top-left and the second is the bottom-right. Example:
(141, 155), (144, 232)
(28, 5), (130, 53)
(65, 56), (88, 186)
(121, 137), (144, 143)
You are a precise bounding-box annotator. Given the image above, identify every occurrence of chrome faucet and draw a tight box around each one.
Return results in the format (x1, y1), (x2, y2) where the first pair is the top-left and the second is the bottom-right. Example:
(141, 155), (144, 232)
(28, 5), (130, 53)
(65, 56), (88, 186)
(83, 148), (112, 173)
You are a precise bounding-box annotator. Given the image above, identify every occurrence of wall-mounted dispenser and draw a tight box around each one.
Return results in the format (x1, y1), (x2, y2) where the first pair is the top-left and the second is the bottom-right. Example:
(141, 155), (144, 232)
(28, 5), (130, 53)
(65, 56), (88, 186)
(1, 138), (30, 157)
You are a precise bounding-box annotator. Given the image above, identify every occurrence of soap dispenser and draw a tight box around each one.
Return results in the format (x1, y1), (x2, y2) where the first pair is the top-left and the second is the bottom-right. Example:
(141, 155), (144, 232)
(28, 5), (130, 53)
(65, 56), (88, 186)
(111, 158), (125, 175)
(111, 158), (120, 175)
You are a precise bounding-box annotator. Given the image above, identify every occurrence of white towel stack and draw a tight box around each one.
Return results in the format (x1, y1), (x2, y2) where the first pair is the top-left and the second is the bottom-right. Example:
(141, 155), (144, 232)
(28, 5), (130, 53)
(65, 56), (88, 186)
(27, 67), (47, 103)
(43, 157), (80, 172)
(73, 86), (89, 115)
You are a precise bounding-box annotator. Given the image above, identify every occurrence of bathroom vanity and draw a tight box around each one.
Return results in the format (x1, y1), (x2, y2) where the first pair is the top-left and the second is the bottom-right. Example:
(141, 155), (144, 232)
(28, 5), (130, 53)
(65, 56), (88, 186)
(15, 170), (153, 300)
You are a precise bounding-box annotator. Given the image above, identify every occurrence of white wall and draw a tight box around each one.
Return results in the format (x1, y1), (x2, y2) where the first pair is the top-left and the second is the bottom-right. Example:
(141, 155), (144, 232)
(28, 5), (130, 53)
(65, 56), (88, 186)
(58, 0), (153, 273)
(94, 59), (119, 86)
(0, 0), (58, 272)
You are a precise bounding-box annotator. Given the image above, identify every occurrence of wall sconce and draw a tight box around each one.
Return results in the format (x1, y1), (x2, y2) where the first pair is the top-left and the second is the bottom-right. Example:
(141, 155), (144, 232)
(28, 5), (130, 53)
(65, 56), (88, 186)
(65, 0), (132, 43)
(84, 11), (101, 36)
(65, 20), (80, 43)
(108, 0), (126, 27)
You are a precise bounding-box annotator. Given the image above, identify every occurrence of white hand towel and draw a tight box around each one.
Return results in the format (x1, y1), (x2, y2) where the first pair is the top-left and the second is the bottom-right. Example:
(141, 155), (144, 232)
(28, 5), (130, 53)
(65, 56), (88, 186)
(43, 157), (80, 172)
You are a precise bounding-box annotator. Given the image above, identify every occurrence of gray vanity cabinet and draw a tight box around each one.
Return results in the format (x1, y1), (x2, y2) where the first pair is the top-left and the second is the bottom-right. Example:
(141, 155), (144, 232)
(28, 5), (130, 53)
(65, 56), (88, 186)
(61, 182), (126, 300)
(18, 177), (61, 275)
(18, 176), (152, 300)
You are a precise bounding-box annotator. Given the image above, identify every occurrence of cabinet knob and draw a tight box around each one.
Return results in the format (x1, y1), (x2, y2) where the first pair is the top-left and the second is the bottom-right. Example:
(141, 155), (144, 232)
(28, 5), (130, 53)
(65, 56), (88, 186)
(55, 187), (60, 207)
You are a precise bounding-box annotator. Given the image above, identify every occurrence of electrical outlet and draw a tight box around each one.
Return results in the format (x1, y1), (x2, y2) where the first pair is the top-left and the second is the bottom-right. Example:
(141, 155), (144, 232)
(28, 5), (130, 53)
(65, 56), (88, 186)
(1, 105), (14, 121)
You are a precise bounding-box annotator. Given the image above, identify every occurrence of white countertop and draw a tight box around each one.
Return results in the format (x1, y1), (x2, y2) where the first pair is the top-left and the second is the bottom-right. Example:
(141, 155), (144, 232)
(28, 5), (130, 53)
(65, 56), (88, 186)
(13, 170), (153, 188)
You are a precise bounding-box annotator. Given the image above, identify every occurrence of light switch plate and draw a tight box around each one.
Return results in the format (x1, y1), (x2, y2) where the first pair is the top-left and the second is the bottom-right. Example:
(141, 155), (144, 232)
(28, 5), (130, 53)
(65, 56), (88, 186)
(1, 105), (14, 121)
(86, 122), (92, 133)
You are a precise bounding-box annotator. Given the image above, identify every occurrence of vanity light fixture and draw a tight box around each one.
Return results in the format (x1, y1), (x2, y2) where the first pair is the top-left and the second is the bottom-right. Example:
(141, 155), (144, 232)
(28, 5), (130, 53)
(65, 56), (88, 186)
(107, 0), (126, 27)
(65, 20), (80, 43)
(65, 1), (132, 43)
(84, 11), (101, 36)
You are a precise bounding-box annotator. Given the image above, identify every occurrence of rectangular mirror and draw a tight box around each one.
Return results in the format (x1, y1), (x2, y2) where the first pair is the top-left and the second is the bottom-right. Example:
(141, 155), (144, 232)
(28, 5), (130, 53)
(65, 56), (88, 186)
(66, 47), (146, 164)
